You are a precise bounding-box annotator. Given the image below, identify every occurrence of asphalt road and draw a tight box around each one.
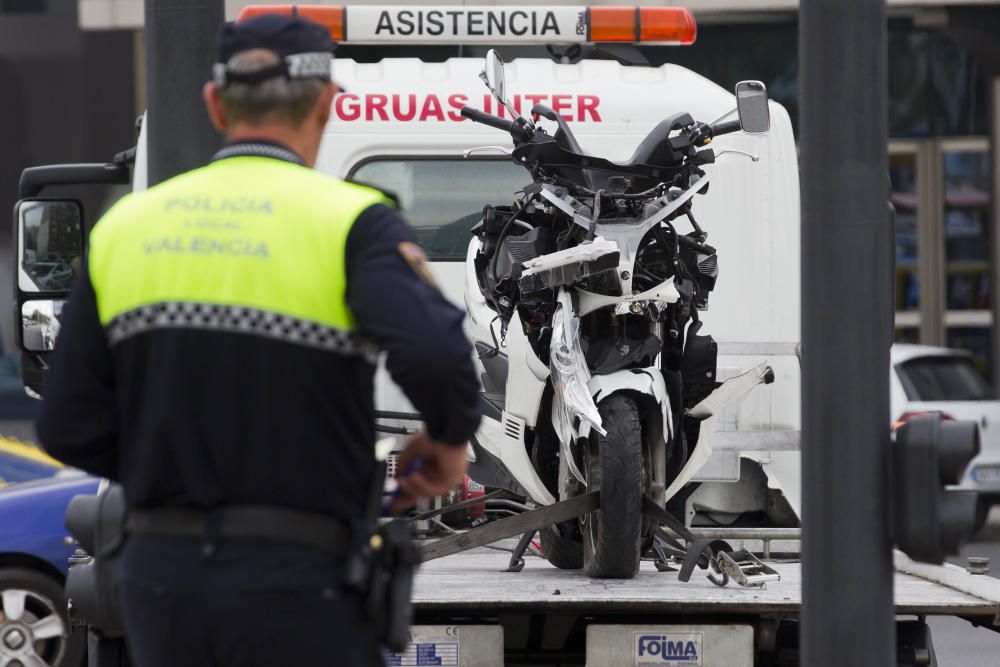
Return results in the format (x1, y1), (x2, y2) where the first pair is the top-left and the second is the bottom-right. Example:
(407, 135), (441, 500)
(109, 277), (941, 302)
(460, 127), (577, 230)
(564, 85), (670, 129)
(927, 516), (1000, 666)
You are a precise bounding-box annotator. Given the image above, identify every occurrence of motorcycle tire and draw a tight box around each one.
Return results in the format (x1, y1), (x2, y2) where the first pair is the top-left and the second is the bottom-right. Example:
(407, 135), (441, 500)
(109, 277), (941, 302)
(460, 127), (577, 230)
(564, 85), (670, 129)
(583, 393), (643, 578)
(540, 523), (583, 569)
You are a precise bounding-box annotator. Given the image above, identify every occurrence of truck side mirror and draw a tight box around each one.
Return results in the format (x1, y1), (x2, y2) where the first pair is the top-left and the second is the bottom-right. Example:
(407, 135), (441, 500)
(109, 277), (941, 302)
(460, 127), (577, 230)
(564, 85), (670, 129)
(13, 158), (130, 398)
(735, 80), (770, 134)
(14, 198), (84, 356)
(21, 299), (67, 352)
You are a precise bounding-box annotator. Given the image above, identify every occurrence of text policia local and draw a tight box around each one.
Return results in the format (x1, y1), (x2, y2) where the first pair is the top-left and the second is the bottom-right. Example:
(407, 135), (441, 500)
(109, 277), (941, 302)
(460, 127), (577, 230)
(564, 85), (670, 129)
(333, 93), (603, 123)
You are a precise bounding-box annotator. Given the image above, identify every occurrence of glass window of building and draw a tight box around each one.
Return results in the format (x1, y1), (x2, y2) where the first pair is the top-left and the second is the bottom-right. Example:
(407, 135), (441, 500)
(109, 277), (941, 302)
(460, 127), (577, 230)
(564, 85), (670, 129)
(942, 149), (991, 312)
(891, 152), (920, 317)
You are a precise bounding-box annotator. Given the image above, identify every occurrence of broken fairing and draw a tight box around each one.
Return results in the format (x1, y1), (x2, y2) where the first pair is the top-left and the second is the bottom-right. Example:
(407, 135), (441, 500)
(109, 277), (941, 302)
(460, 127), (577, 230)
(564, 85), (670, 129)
(519, 237), (619, 277)
(663, 362), (774, 501)
(518, 237), (620, 294)
(550, 289), (604, 485)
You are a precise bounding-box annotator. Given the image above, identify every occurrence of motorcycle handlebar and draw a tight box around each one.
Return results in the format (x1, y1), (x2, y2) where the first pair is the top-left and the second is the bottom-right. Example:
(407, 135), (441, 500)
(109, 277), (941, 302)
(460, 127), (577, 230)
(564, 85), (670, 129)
(709, 119), (742, 138)
(678, 234), (716, 255)
(461, 106), (516, 133)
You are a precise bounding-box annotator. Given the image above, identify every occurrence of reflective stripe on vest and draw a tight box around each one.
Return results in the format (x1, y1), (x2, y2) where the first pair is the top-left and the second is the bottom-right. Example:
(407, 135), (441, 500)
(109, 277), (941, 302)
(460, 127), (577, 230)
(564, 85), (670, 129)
(88, 157), (391, 348)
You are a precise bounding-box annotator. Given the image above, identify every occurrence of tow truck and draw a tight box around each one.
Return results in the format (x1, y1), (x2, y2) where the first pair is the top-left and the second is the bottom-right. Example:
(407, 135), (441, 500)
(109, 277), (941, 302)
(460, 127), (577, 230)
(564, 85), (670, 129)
(10, 5), (1000, 666)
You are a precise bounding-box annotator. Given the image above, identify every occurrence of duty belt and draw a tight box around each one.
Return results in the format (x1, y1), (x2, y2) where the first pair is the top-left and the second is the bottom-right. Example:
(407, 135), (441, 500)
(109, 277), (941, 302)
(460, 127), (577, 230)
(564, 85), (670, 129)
(126, 505), (352, 556)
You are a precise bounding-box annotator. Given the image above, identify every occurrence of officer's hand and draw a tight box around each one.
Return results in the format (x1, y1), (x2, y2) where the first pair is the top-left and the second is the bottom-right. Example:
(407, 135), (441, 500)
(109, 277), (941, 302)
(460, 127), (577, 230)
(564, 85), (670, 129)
(391, 428), (469, 514)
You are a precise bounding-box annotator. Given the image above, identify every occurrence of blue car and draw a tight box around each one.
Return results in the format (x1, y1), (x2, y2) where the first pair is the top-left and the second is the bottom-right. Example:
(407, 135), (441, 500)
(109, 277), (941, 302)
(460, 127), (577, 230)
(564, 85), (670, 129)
(0, 437), (63, 486)
(0, 472), (99, 666)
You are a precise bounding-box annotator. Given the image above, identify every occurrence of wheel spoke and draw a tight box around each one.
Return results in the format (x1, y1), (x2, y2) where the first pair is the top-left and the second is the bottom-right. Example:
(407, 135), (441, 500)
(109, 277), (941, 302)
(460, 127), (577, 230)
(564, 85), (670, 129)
(21, 651), (49, 667)
(1, 589), (27, 621)
(29, 614), (65, 640)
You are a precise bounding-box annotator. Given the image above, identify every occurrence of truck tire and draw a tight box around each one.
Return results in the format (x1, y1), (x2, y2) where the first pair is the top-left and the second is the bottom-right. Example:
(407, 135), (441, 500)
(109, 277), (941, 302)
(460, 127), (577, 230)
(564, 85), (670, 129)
(540, 523), (583, 569)
(583, 393), (643, 578)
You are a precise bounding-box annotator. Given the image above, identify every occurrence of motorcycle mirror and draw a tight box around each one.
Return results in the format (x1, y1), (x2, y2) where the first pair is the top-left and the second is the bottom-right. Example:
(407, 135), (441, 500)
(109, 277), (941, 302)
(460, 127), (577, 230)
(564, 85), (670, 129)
(735, 80), (770, 134)
(482, 49), (507, 105)
(479, 50), (532, 129)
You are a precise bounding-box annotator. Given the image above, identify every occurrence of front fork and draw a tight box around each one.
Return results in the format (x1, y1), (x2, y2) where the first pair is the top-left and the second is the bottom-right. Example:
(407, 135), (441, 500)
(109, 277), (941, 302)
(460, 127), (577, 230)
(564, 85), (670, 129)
(557, 369), (674, 505)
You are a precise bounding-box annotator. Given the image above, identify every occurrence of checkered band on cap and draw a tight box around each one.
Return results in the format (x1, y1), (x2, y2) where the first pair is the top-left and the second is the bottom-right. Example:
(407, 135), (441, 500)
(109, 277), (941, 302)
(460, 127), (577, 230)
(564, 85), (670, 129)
(285, 52), (332, 79)
(106, 302), (372, 357)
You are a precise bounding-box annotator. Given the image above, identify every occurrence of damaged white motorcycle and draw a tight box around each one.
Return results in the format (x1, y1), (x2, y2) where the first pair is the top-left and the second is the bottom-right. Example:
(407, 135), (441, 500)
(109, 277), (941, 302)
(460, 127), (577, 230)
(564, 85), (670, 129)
(462, 51), (775, 578)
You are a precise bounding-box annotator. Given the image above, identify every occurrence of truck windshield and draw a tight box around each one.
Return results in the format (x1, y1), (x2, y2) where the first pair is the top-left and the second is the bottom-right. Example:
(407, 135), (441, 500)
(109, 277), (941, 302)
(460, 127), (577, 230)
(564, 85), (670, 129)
(896, 355), (996, 401)
(350, 158), (528, 260)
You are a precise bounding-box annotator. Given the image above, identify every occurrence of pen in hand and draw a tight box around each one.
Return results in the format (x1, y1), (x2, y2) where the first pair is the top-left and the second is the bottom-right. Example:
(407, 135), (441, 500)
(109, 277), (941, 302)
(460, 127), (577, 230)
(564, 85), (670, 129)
(384, 458), (423, 516)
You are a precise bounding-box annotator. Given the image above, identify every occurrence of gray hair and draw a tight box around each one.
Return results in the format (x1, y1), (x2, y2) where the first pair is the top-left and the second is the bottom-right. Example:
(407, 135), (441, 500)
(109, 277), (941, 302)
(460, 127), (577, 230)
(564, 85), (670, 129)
(219, 49), (326, 127)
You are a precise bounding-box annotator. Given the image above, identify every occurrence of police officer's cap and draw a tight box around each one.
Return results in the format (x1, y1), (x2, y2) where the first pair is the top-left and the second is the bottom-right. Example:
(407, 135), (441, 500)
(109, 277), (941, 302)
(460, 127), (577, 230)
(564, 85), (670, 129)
(214, 14), (336, 89)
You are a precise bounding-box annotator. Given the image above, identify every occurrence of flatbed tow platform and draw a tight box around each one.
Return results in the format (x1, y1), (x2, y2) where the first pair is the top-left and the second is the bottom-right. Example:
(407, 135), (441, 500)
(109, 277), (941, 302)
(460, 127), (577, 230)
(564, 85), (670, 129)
(414, 551), (1000, 617)
(398, 546), (1000, 666)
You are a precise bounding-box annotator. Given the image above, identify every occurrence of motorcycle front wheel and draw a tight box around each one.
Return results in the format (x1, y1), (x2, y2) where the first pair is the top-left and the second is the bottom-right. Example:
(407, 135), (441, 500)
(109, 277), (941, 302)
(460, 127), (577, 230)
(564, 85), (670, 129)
(582, 393), (643, 578)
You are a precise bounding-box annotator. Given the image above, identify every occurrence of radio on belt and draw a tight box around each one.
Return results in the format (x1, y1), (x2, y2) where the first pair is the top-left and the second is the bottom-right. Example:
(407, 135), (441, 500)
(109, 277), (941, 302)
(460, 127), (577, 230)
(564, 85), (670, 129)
(237, 5), (698, 46)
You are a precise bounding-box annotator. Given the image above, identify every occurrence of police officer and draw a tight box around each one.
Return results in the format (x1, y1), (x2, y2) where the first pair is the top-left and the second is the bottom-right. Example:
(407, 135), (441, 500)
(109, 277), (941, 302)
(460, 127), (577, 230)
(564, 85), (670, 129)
(37, 14), (480, 667)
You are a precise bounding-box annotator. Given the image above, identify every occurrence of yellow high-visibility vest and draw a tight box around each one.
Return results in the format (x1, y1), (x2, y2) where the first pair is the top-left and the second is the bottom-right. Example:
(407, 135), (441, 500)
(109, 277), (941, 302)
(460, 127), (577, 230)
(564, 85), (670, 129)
(88, 156), (391, 350)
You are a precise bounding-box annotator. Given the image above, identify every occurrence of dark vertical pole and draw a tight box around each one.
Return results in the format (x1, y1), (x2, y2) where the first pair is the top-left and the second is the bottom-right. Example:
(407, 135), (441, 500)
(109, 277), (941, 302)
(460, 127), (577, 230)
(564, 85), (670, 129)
(990, 77), (1000, 387)
(800, 1), (894, 666)
(144, 0), (225, 186)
